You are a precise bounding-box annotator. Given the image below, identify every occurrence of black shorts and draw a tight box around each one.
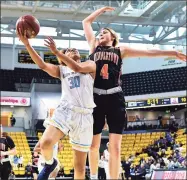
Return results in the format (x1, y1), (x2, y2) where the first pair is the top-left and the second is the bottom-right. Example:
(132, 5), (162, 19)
(0, 161), (12, 180)
(93, 91), (127, 135)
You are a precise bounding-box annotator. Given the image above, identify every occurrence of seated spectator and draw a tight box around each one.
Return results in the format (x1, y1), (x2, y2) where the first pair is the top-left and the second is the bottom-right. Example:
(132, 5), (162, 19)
(159, 158), (166, 168)
(173, 157), (181, 169)
(9, 170), (15, 180)
(25, 162), (33, 179)
(18, 154), (23, 168)
(145, 160), (157, 180)
(13, 155), (19, 167)
(137, 163), (146, 178)
(122, 159), (131, 180)
(58, 165), (65, 177)
(167, 157), (174, 169)
(170, 114), (175, 123)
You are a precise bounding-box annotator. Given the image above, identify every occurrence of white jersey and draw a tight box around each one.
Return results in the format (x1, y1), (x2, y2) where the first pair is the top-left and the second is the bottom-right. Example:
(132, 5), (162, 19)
(59, 66), (96, 108)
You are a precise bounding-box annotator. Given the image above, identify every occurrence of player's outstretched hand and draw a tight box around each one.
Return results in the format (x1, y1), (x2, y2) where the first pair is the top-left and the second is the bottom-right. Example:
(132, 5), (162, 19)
(44, 36), (58, 54)
(101, 6), (115, 13)
(176, 51), (187, 62)
(16, 28), (29, 46)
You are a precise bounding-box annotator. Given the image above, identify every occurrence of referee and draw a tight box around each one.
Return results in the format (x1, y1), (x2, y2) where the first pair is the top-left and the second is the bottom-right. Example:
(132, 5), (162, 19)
(0, 124), (17, 180)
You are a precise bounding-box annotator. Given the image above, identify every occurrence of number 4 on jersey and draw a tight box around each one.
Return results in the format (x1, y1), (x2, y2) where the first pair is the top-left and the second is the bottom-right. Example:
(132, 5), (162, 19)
(100, 64), (109, 79)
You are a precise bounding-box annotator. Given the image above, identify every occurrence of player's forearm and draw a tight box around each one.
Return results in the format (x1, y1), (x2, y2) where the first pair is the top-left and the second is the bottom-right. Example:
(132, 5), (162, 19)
(25, 43), (47, 69)
(144, 50), (177, 57)
(83, 8), (105, 24)
(54, 50), (81, 72)
(4, 148), (17, 156)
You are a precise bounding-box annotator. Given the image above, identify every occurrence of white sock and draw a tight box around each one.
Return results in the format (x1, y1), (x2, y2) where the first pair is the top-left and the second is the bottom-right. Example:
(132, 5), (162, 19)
(45, 158), (54, 165)
(90, 174), (98, 179)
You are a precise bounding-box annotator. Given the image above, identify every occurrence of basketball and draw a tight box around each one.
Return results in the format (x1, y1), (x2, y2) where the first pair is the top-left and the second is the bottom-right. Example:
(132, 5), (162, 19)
(16, 15), (40, 39)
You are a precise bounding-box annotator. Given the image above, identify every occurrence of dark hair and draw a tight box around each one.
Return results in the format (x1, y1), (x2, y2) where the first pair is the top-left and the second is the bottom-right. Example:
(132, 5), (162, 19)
(2, 132), (8, 137)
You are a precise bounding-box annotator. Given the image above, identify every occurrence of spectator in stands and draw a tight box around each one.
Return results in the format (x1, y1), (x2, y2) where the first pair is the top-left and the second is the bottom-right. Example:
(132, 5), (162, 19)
(173, 157), (181, 169)
(98, 154), (106, 180)
(157, 114), (163, 128)
(13, 155), (19, 167)
(10, 115), (16, 127)
(181, 158), (187, 168)
(167, 157), (174, 169)
(159, 158), (166, 168)
(169, 121), (178, 133)
(58, 165), (65, 178)
(25, 162), (33, 179)
(32, 151), (39, 180)
(18, 154), (23, 168)
(137, 163), (146, 179)
(122, 159), (131, 180)
(103, 142), (110, 179)
(136, 115), (141, 122)
(9, 170), (15, 180)
(145, 160), (157, 179)
(170, 114), (175, 123)
(0, 125), (17, 180)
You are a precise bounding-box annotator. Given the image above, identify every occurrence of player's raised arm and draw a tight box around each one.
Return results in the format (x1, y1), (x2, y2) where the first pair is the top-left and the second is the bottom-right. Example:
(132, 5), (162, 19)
(16, 29), (60, 78)
(120, 46), (186, 62)
(44, 37), (96, 74)
(82, 6), (115, 48)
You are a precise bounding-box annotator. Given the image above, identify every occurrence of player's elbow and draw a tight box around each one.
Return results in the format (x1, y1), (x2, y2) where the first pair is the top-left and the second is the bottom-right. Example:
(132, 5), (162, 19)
(72, 64), (82, 72)
(39, 63), (47, 70)
(82, 19), (91, 25)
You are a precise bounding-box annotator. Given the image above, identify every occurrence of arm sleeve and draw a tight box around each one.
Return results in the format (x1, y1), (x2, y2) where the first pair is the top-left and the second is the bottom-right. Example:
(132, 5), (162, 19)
(6, 136), (16, 149)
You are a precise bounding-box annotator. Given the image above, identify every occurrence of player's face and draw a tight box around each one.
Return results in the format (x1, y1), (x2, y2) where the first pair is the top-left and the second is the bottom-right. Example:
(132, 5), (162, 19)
(99, 29), (114, 45)
(65, 48), (81, 62)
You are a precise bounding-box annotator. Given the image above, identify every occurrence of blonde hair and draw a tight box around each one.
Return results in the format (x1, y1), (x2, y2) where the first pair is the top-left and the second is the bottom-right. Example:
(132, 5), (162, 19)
(104, 28), (119, 47)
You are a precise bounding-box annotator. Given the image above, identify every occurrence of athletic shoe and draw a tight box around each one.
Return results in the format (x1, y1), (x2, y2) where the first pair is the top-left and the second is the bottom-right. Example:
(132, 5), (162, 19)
(37, 158), (57, 180)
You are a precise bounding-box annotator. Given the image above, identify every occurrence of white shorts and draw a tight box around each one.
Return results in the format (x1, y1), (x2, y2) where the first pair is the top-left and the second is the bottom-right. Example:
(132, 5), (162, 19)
(47, 100), (94, 152)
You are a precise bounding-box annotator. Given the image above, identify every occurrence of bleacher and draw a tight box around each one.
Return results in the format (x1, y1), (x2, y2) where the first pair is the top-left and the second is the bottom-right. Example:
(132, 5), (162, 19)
(0, 67), (186, 94)
(6, 128), (186, 178)
(121, 132), (165, 165)
(0, 68), (60, 91)
(121, 66), (187, 96)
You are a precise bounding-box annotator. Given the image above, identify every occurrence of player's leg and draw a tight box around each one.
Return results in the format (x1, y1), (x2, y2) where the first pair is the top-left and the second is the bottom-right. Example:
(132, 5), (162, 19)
(70, 110), (96, 179)
(49, 168), (59, 178)
(107, 93), (127, 179)
(89, 103), (105, 179)
(39, 125), (64, 163)
(89, 134), (102, 179)
(38, 125), (65, 180)
(72, 149), (87, 179)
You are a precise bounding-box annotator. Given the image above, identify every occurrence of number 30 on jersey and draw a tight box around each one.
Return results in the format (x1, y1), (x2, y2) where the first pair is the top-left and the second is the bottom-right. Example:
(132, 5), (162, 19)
(100, 64), (109, 79)
(68, 76), (80, 89)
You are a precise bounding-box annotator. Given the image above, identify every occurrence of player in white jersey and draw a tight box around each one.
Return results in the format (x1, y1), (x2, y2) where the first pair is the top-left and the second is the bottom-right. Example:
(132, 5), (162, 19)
(17, 29), (96, 180)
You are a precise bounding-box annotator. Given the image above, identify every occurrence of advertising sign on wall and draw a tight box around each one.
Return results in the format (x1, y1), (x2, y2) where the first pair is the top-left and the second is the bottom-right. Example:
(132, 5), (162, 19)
(0, 97), (31, 106)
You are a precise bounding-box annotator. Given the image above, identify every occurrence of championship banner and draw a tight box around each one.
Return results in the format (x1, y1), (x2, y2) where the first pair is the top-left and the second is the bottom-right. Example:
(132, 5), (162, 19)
(0, 97), (31, 106)
(151, 170), (186, 180)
